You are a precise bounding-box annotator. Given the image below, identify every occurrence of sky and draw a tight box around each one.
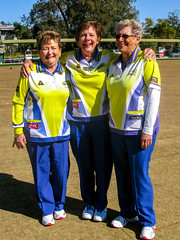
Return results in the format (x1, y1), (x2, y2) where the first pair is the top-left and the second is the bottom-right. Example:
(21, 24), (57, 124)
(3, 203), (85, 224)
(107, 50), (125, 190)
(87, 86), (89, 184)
(133, 0), (180, 23)
(0, 0), (180, 25)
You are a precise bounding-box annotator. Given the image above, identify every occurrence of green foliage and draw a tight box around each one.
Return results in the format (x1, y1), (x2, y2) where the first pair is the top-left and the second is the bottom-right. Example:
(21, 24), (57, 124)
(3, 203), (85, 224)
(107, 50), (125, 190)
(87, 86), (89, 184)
(167, 10), (180, 39)
(142, 18), (154, 35)
(12, 22), (33, 39)
(167, 10), (180, 29)
(1, 1), (179, 54)
(141, 11), (180, 53)
(21, 0), (139, 39)
(152, 19), (176, 39)
(9, 22), (34, 55)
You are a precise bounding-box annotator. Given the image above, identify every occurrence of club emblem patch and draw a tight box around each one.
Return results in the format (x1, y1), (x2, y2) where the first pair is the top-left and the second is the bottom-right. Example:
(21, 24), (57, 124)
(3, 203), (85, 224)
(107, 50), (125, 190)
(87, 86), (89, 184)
(152, 77), (158, 83)
(38, 80), (44, 85)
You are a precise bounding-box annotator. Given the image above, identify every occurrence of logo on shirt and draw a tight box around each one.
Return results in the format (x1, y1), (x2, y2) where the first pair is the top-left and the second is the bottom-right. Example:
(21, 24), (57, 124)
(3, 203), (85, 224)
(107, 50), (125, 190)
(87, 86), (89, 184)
(128, 69), (137, 76)
(62, 81), (67, 86)
(72, 102), (79, 108)
(76, 63), (80, 68)
(28, 123), (39, 129)
(38, 80), (44, 85)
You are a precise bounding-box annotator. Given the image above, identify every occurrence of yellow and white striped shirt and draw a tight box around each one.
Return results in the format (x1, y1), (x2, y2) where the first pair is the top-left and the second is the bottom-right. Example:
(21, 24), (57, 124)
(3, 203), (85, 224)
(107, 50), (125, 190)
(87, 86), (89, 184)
(12, 60), (70, 142)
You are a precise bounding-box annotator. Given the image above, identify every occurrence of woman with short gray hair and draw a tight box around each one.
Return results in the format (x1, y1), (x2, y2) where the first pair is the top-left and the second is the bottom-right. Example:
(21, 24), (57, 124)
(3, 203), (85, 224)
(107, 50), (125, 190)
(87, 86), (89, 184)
(116, 19), (144, 37)
(106, 19), (161, 239)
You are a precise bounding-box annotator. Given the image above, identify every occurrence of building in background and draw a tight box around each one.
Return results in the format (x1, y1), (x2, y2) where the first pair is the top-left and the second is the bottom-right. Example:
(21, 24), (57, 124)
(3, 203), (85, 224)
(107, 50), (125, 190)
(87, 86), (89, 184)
(0, 24), (17, 63)
(0, 24), (15, 40)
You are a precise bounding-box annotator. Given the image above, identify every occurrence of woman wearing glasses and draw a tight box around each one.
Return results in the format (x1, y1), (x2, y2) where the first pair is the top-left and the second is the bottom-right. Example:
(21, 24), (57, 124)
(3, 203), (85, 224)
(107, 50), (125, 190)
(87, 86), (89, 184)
(106, 19), (161, 239)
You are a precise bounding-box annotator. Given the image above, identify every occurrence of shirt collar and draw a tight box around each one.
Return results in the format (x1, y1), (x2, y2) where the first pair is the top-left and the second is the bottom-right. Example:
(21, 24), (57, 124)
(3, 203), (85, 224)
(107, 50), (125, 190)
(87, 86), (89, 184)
(115, 46), (140, 66)
(129, 46), (140, 63)
(75, 47), (100, 62)
(37, 59), (63, 74)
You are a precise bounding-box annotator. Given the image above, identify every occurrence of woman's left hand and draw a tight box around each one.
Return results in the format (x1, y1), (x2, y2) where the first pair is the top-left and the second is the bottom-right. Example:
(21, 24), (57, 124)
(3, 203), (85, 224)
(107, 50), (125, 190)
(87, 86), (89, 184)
(141, 133), (152, 149)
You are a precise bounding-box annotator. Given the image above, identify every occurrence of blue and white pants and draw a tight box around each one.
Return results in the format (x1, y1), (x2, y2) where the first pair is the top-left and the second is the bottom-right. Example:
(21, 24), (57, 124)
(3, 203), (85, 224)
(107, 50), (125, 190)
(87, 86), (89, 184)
(110, 132), (157, 227)
(27, 140), (70, 216)
(69, 117), (113, 210)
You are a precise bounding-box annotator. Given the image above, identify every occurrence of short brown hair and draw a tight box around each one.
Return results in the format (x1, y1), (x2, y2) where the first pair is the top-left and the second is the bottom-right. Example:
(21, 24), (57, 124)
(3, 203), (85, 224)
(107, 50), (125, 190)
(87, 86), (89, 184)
(75, 20), (103, 43)
(36, 31), (62, 51)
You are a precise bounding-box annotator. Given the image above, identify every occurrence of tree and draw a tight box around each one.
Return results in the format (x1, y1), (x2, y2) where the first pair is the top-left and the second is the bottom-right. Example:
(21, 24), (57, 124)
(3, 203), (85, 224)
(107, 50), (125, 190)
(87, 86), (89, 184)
(10, 22), (34, 55)
(0, 21), (11, 25)
(152, 19), (176, 39)
(140, 11), (180, 53)
(23, 0), (139, 39)
(167, 10), (180, 38)
(167, 10), (179, 29)
(140, 18), (157, 51)
(12, 22), (33, 39)
(142, 18), (154, 35)
(152, 19), (176, 53)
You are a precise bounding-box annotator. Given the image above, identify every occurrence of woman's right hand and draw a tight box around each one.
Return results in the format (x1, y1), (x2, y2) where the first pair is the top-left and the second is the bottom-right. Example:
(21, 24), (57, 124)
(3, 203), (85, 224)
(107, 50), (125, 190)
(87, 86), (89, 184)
(20, 59), (33, 78)
(12, 134), (27, 149)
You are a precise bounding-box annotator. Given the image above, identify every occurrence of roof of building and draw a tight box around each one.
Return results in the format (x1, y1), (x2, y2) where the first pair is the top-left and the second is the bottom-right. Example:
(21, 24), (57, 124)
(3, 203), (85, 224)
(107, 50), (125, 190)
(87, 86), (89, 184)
(0, 24), (14, 31)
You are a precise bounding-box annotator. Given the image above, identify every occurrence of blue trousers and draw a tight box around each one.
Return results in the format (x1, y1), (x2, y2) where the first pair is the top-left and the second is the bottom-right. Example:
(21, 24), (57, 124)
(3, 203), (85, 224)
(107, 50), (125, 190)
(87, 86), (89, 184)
(69, 118), (113, 210)
(27, 140), (70, 216)
(110, 132), (157, 227)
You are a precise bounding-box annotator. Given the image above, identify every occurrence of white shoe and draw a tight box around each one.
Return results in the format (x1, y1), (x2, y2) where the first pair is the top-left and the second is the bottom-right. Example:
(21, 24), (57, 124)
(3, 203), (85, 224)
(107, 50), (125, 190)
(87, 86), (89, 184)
(140, 226), (156, 239)
(111, 215), (138, 228)
(93, 208), (107, 222)
(82, 206), (94, 220)
(42, 214), (55, 226)
(54, 209), (66, 220)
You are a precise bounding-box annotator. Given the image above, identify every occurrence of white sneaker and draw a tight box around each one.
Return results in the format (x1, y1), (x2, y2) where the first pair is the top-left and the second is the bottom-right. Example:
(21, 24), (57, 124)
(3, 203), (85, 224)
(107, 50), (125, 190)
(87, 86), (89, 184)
(42, 214), (55, 226)
(54, 209), (66, 220)
(93, 208), (107, 222)
(140, 226), (156, 239)
(82, 206), (94, 220)
(111, 215), (138, 228)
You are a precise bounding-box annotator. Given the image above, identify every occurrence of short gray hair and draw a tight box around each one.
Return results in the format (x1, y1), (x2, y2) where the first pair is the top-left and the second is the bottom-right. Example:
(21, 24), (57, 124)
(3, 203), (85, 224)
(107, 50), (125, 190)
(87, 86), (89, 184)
(116, 19), (144, 38)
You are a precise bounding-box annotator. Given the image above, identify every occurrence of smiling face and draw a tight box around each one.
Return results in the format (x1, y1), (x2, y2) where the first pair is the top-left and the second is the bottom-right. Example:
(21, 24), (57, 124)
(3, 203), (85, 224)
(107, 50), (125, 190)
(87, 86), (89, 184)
(39, 39), (61, 71)
(78, 26), (99, 59)
(116, 26), (140, 57)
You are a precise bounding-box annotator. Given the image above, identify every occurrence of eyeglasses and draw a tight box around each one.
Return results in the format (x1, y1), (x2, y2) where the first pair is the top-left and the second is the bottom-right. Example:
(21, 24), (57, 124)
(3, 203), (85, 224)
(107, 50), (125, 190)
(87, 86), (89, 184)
(115, 34), (134, 39)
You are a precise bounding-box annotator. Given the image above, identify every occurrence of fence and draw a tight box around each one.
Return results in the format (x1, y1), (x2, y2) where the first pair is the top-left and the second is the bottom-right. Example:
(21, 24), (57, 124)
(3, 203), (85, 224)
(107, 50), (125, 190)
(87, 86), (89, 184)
(0, 38), (180, 63)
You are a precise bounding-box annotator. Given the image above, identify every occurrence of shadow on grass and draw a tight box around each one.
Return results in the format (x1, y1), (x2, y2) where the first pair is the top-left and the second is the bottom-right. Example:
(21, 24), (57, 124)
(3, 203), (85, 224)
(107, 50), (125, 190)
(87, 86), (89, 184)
(0, 173), (88, 220)
(0, 173), (40, 219)
(0, 173), (141, 236)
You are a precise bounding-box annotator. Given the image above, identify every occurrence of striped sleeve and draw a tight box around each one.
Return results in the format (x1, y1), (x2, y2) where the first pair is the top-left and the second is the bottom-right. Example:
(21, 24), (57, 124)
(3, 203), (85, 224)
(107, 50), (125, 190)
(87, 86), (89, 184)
(144, 60), (161, 90)
(12, 76), (29, 134)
